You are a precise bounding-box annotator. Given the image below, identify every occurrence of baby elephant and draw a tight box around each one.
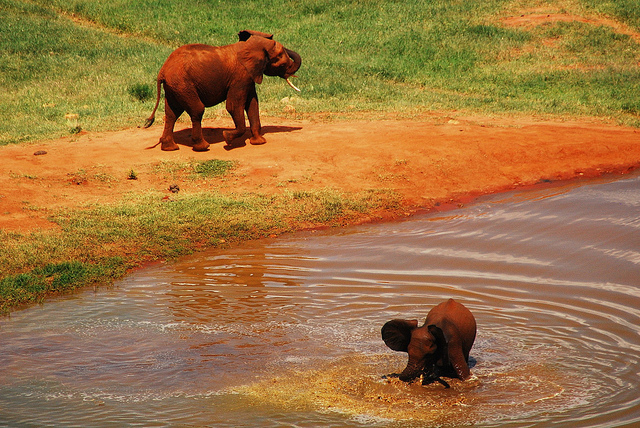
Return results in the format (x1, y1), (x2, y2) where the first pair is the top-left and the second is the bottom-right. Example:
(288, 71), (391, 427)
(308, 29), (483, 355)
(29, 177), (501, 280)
(381, 298), (477, 386)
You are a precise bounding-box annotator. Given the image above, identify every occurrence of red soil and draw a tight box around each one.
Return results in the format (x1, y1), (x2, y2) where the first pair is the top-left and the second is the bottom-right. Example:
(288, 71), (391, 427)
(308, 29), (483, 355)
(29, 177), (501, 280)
(2, 113), (639, 233)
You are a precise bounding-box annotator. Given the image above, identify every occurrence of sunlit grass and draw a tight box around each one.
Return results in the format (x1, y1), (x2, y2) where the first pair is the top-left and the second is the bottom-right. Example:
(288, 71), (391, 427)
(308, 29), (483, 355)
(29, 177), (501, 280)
(2, 0), (640, 146)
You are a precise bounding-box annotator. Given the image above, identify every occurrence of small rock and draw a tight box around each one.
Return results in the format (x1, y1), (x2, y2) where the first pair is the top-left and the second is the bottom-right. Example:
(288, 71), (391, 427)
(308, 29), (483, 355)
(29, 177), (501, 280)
(169, 184), (180, 193)
(33, 150), (47, 156)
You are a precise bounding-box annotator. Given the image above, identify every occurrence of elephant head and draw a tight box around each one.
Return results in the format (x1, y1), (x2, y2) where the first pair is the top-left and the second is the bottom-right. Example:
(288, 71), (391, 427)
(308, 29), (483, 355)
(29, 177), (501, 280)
(237, 30), (302, 91)
(381, 299), (477, 383)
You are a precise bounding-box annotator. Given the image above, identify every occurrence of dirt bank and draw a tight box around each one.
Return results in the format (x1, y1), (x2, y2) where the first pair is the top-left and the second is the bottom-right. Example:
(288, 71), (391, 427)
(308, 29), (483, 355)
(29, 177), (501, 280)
(2, 113), (640, 233)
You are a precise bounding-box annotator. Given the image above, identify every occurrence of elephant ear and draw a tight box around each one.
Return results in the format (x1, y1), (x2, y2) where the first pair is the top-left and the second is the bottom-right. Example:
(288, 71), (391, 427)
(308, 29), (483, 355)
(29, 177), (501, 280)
(238, 30), (274, 41)
(428, 323), (471, 380)
(238, 36), (277, 84)
(427, 324), (448, 345)
(381, 319), (418, 352)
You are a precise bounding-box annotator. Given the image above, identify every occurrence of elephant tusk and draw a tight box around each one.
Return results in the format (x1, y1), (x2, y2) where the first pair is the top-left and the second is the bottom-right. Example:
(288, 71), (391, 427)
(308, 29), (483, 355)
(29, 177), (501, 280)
(286, 77), (301, 92)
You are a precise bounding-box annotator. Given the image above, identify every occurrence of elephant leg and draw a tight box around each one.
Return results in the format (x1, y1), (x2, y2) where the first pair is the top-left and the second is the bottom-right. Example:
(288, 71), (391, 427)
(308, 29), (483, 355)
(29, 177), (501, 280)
(246, 90), (266, 145)
(223, 97), (248, 146)
(188, 101), (210, 152)
(447, 342), (471, 380)
(160, 96), (182, 151)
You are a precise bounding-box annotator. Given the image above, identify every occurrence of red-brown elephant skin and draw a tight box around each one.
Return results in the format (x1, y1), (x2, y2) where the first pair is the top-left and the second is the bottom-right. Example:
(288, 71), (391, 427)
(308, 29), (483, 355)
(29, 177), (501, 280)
(145, 30), (302, 151)
(382, 299), (477, 384)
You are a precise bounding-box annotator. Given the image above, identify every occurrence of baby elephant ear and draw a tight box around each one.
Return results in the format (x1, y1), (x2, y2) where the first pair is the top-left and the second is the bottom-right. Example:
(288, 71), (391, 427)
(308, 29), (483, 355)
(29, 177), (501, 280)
(428, 324), (448, 346)
(381, 319), (418, 352)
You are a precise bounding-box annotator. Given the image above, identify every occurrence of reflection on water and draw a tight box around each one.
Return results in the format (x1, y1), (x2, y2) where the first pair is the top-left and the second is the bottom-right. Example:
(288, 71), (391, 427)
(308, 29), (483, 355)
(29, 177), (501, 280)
(1, 173), (639, 427)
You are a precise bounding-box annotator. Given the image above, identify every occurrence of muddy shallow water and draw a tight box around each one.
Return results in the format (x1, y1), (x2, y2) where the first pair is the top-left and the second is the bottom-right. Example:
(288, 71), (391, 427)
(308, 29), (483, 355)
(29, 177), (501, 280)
(1, 173), (639, 427)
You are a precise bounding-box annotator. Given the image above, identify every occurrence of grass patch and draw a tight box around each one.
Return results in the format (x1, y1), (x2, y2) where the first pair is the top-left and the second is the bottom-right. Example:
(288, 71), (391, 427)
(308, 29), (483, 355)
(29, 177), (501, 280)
(128, 83), (154, 102)
(192, 159), (238, 177)
(151, 159), (238, 180)
(126, 169), (139, 180)
(0, 261), (121, 311)
(2, 0), (640, 146)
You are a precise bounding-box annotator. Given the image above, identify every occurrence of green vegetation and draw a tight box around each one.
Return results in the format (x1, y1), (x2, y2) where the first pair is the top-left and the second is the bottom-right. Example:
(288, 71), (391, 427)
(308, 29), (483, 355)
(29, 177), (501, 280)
(2, 0), (640, 311)
(0, 260), (126, 312)
(128, 83), (154, 102)
(2, 0), (640, 146)
(151, 159), (238, 180)
(192, 159), (238, 177)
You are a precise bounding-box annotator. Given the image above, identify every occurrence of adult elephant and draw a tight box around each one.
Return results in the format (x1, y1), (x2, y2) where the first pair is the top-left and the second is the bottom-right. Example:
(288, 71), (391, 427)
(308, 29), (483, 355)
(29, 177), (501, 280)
(381, 299), (477, 386)
(144, 30), (302, 151)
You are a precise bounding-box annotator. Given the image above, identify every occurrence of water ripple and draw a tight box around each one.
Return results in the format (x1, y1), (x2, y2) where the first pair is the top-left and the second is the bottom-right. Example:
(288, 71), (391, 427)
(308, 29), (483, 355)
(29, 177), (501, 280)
(1, 173), (639, 427)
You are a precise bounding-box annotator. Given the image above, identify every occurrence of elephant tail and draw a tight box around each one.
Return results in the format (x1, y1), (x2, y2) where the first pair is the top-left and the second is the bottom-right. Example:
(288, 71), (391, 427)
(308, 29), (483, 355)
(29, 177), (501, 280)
(144, 78), (163, 128)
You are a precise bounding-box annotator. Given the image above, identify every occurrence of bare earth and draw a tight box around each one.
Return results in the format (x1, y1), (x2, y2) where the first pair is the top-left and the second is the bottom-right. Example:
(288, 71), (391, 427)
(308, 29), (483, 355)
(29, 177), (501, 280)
(2, 113), (639, 234)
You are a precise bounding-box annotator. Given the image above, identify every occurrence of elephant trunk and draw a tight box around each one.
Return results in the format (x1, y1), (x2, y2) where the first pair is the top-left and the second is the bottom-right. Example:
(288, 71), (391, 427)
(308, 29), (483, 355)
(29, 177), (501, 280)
(398, 361), (423, 383)
(285, 48), (302, 77)
(283, 48), (302, 92)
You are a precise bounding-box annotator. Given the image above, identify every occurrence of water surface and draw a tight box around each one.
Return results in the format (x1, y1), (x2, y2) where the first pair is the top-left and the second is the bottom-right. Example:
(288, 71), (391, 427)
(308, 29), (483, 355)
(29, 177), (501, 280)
(1, 173), (639, 427)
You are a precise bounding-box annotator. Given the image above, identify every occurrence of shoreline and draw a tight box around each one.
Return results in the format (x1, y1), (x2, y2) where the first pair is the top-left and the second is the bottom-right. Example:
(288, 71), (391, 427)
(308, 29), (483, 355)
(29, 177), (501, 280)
(2, 113), (640, 312)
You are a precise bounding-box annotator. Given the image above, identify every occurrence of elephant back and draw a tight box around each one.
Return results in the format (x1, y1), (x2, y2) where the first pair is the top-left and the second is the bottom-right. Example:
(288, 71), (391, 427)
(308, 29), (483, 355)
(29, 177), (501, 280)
(426, 298), (476, 358)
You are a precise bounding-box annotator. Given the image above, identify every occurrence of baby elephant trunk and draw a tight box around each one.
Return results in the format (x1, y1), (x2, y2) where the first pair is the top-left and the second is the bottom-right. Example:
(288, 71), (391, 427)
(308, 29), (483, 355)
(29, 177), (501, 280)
(398, 361), (423, 382)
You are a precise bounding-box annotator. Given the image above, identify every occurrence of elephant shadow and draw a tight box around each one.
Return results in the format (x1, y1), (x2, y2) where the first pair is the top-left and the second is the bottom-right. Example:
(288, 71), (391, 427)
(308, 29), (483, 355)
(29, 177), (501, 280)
(469, 356), (477, 369)
(172, 125), (302, 151)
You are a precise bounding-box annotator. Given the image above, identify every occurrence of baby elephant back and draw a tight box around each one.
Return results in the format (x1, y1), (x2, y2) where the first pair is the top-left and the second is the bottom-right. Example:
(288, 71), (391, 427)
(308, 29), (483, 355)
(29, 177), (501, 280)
(426, 298), (476, 357)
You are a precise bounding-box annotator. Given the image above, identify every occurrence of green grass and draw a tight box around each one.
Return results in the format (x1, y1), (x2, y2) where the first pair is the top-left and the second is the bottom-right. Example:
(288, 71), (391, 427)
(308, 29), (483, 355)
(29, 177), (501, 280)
(2, 0), (640, 146)
(128, 83), (154, 102)
(192, 159), (238, 177)
(151, 159), (238, 180)
(0, 260), (126, 311)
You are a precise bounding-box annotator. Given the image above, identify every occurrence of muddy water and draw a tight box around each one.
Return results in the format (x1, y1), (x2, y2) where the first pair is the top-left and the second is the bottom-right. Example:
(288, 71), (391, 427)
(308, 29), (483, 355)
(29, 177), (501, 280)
(1, 173), (639, 427)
